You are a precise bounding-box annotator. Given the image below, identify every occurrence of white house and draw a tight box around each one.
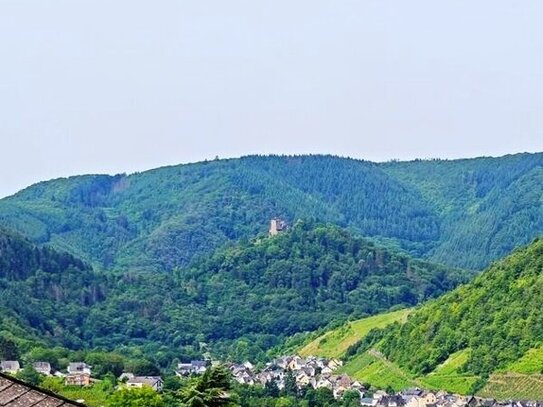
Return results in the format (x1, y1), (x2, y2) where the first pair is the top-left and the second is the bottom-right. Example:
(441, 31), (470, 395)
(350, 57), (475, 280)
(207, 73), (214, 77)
(0, 361), (20, 374)
(67, 362), (91, 375)
(126, 376), (163, 392)
(33, 362), (52, 376)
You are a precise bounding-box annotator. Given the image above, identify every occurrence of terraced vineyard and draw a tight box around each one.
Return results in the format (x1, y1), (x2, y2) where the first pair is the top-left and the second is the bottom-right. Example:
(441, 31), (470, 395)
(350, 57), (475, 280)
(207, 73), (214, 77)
(298, 311), (481, 394)
(505, 347), (543, 374)
(478, 374), (543, 400)
(419, 350), (480, 394)
(339, 350), (419, 391)
(298, 309), (411, 358)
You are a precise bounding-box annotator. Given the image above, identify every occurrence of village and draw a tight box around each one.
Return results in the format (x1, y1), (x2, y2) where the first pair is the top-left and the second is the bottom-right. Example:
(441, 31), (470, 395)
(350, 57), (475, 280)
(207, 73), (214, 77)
(2, 355), (542, 407)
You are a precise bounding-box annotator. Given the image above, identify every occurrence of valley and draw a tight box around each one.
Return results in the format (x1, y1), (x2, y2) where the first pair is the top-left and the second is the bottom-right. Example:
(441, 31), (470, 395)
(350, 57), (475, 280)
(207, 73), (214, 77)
(0, 154), (542, 405)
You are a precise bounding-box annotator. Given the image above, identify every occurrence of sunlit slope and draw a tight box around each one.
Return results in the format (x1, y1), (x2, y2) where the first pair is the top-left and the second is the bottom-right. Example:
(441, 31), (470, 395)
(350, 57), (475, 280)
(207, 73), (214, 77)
(335, 238), (543, 398)
(298, 309), (410, 358)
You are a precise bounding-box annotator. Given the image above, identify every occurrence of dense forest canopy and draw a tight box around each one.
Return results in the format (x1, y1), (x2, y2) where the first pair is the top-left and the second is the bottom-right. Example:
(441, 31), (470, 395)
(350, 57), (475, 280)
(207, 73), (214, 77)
(0, 228), (107, 349)
(381, 153), (543, 268)
(0, 222), (470, 363)
(0, 153), (541, 271)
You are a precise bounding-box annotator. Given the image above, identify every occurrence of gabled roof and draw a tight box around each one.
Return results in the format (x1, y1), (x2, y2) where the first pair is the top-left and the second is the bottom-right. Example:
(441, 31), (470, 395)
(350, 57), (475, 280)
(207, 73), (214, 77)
(0, 362), (20, 371)
(68, 363), (90, 370)
(32, 362), (51, 369)
(127, 376), (163, 385)
(0, 372), (86, 406)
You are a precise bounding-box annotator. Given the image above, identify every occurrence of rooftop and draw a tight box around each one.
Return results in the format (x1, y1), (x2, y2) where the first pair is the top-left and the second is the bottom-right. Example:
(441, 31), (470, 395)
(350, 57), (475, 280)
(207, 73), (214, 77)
(0, 372), (86, 407)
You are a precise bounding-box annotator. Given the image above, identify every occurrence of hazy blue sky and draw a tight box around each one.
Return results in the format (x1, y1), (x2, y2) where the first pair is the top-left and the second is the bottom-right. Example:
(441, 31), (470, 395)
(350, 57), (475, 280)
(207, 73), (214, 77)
(1, 1), (542, 197)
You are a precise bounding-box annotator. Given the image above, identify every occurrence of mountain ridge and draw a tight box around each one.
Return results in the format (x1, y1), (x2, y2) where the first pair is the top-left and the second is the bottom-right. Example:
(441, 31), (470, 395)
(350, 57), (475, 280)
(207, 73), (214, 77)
(0, 153), (541, 271)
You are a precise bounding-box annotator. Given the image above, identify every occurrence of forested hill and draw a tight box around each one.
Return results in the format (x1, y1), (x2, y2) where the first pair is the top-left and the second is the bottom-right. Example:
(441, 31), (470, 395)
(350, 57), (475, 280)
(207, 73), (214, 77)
(352, 237), (543, 378)
(0, 228), (106, 349)
(0, 223), (469, 362)
(0, 153), (541, 270)
(85, 222), (471, 361)
(381, 153), (543, 269)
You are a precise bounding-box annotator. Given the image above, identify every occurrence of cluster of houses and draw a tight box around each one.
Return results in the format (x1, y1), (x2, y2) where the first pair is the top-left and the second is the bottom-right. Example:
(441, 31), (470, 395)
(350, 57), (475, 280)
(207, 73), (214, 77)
(4, 357), (543, 406)
(228, 355), (358, 399)
(0, 360), (92, 386)
(363, 388), (543, 407)
(226, 356), (543, 407)
(175, 360), (209, 376)
(0, 359), (163, 392)
(1, 360), (54, 377)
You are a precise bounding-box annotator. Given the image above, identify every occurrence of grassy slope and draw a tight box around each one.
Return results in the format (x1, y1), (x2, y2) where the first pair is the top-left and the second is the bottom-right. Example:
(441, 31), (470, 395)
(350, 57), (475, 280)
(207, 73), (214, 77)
(297, 309), (477, 393)
(479, 374), (543, 400)
(340, 348), (480, 395)
(477, 346), (543, 400)
(42, 377), (110, 407)
(298, 309), (411, 358)
(326, 238), (543, 398)
(58, 386), (108, 407)
(300, 312), (543, 398)
(340, 351), (419, 391)
(296, 309), (419, 392)
(339, 339), (480, 395)
(420, 350), (479, 395)
(506, 346), (543, 374)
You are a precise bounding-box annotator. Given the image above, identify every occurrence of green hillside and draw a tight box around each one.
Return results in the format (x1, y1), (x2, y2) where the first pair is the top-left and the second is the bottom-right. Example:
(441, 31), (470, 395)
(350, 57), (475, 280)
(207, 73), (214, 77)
(298, 308), (411, 358)
(0, 153), (541, 271)
(381, 153), (543, 269)
(0, 223), (468, 363)
(0, 228), (106, 350)
(0, 156), (438, 271)
(338, 238), (543, 398)
(478, 374), (543, 400)
(296, 311), (478, 394)
(341, 350), (419, 391)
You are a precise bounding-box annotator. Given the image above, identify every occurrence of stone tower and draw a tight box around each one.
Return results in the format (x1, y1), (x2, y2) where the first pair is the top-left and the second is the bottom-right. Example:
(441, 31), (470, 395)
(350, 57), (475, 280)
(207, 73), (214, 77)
(269, 218), (287, 236)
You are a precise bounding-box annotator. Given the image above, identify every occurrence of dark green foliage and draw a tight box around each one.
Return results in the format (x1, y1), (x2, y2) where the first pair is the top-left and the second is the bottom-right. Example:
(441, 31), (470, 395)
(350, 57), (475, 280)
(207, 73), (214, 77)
(469, 378), (487, 395)
(16, 365), (42, 386)
(362, 238), (543, 377)
(342, 390), (362, 407)
(178, 365), (238, 407)
(83, 221), (468, 358)
(264, 379), (280, 398)
(236, 382), (359, 407)
(1, 154), (540, 271)
(129, 360), (162, 377)
(0, 222), (469, 362)
(107, 386), (165, 407)
(283, 371), (298, 397)
(310, 387), (336, 406)
(0, 229), (106, 349)
(85, 352), (125, 377)
(174, 221), (468, 349)
(382, 153), (543, 269)
(0, 337), (19, 360)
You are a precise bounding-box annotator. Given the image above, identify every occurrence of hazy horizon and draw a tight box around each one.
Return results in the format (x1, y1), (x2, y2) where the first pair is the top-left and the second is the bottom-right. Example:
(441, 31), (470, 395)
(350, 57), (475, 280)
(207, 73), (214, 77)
(3, 150), (541, 199)
(2, 0), (543, 197)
